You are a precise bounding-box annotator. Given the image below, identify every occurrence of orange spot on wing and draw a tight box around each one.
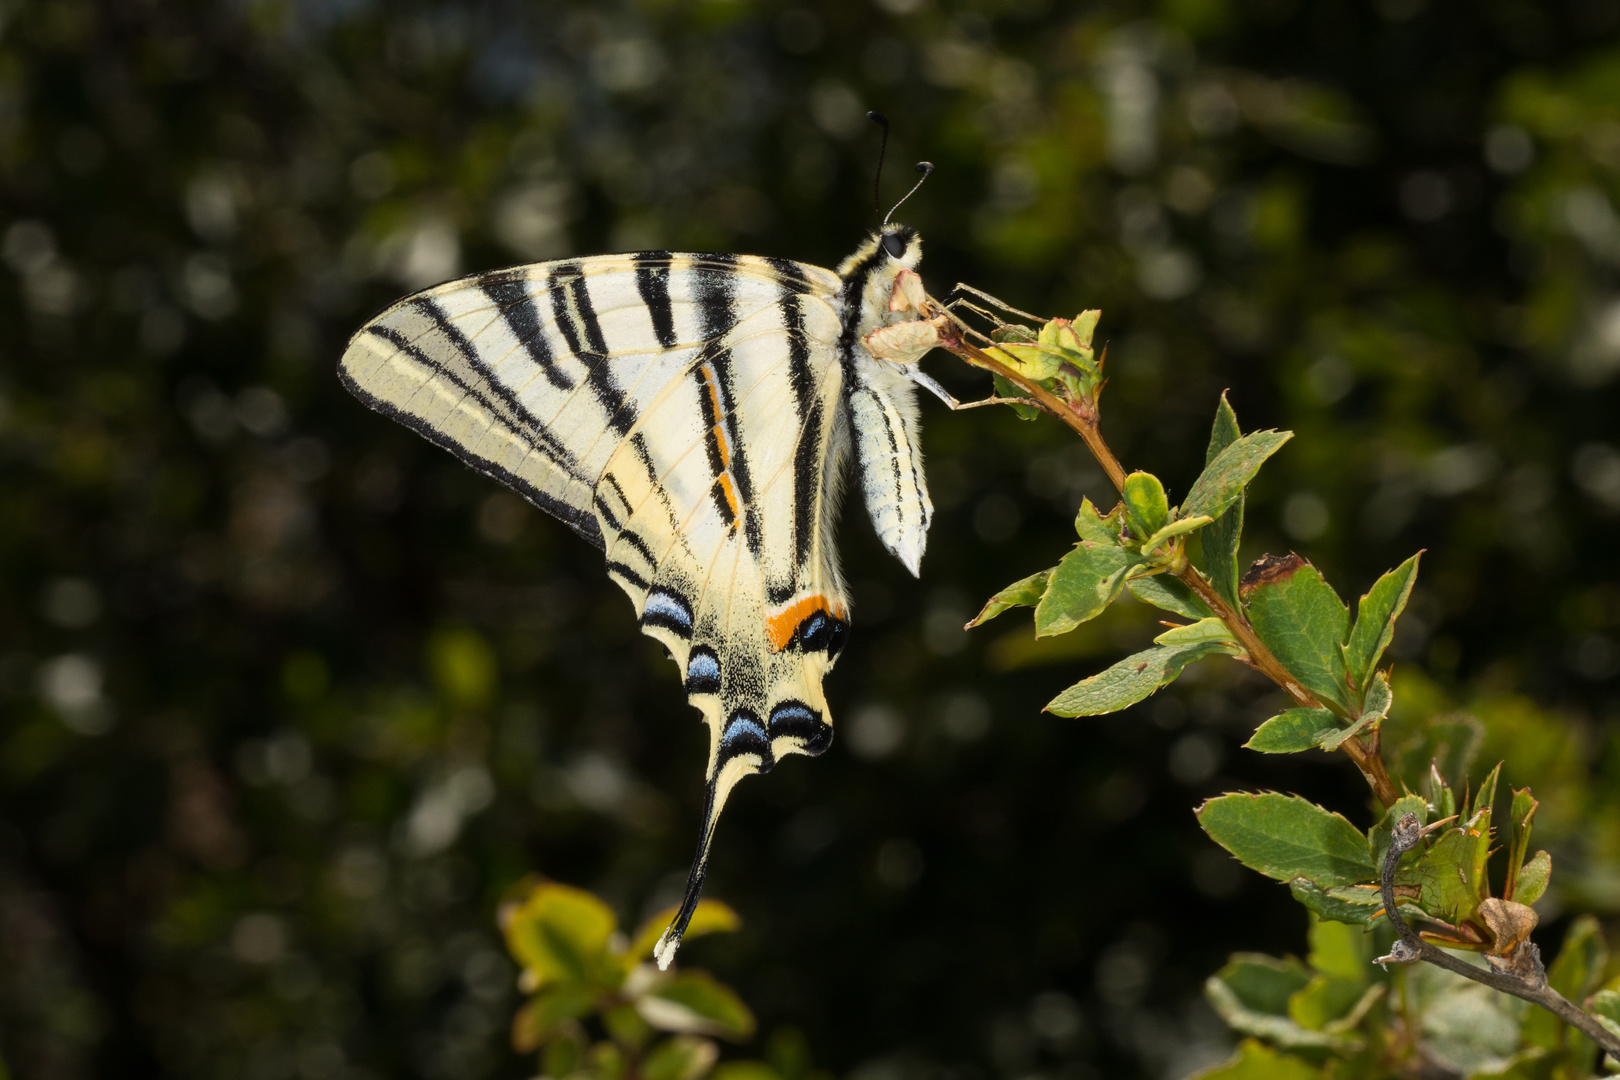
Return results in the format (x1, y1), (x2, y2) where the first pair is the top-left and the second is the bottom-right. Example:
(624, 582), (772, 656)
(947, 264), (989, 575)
(766, 594), (846, 652)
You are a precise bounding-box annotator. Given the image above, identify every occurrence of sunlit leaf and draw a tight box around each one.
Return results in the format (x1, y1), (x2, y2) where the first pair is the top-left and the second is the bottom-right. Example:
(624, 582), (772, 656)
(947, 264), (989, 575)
(1245, 708), (1340, 754)
(502, 882), (618, 989)
(1186, 1038), (1322, 1080)
(1342, 554), (1420, 693)
(1121, 471), (1170, 536)
(1182, 429), (1293, 526)
(637, 971), (757, 1040)
(1196, 793), (1375, 887)
(642, 1036), (720, 1080)
(965, 569), (1052, 629)
(1242, 558), (1351, 709)
(1045, 640), (1236, 716)
(1033, 543), (1136, 637)
(1201, 394), (1246, 610)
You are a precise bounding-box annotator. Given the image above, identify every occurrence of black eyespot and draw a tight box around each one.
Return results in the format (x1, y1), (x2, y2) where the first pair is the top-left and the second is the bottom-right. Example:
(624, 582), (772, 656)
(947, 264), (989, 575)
(882, 232), (906, 259)
(826, 618), (850, 660)
(797, 611), (829, 652)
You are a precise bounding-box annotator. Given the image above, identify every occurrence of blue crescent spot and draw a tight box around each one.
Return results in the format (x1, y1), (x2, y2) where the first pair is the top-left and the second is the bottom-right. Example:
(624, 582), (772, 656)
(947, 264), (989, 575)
(722, 715), (768, 747)
(642, 590), (692, 631)
(687, 652), (720, 681)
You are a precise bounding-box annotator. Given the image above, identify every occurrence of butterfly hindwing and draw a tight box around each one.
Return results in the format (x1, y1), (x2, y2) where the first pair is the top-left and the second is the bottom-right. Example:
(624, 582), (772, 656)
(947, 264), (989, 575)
(340, 228), (934, 967)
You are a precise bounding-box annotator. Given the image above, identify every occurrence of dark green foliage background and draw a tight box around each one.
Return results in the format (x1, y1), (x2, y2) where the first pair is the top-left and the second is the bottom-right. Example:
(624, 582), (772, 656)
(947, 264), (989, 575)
(4, 1), (1620, 1078)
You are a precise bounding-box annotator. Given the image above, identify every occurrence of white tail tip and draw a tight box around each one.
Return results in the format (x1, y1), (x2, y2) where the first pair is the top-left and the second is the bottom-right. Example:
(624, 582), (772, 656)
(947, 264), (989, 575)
(653, 931), (679, 971)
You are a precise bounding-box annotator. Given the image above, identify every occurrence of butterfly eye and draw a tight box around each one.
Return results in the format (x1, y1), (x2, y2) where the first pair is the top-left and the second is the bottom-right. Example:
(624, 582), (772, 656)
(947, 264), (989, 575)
(882, 233), (906, 259)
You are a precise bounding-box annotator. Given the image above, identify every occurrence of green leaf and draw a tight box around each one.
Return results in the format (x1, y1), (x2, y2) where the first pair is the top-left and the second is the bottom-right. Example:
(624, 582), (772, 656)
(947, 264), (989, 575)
(642, 1036), (721, 1080)
(1469, 760), (1502, 826)
(1212, 954), (1314, 1016)
(1589, 989), (1620, 1041)
(1045, 641), (1236, 717)
(502, 882), (618, 989)
(1205, 957), (1357, 1051)
(1245, 708), (1340, 754)
(1305, 913), (1371, 982)
(1287, 974), (1366, 1031)
(1141, 514), (1214, 555)
(991, 373), (1041, 420)
(1243, 559), (1352, 709)
(1503, 787), (1539, 901)
(628, 900), (741, 966)
(1186, 1039), (1322, 1080)
(1288, 878), (1379, 926)
(1342, 554), (1420, 693)
(1202, 394), (1246, 611)
(1369, 794), (1429, 870)
(1183, 429), (1294, 524)
(1393, 822), (1490, 928)
(1126, 573), (1214, 620)
(1318, 671), (1391, 751)
(1154, 617), (1239, 648)
(638, 971), (757, 1040)
(1073, 498), (1119, 544)
(512, 983), (598, 1052)
(1034, 543), (1136, 637)
(1513, 850), (1551, 907)
(1122, 471), (1171, 536)
(711, 1063), (783, 1080)
(1428, 762), (1457, 825)
(965, 569), (1052, 630)
(1196, 793), (1376, 887)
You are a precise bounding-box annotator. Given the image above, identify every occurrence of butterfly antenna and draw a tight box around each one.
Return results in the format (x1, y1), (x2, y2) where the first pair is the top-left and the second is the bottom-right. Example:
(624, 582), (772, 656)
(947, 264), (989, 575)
(883, 161), (935, 226)
(867, 111), (891, 218)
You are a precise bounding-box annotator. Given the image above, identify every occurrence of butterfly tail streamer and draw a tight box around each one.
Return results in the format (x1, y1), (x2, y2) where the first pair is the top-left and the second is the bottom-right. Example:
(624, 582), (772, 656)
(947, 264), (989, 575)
(653, 779), (723, 970)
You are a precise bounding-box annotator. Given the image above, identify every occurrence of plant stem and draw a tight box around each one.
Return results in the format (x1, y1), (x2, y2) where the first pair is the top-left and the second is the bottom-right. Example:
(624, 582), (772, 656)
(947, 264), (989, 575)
(1377, 814), (1620, 1056)
(940, 330), (1400, 808)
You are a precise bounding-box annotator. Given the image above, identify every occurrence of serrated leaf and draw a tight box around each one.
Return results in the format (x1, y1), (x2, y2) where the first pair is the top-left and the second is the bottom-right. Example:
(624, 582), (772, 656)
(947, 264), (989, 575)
(1243, 559), (1351, 709)
(503, 882), (618, 989)
(1045, 640), (1236, 717)
(1073, 498), (1120, 544)
(1318, 671), (1391, 751)
(1470, 760), (1502, 826)
(1186, 1038), (1323, 1080)
(628, 900), (741, 965)
(1503, 787), (1539, 901)
(1289, 878), (1422, 927)
(991, 373), (1041, 420)
(1245, 708), (1341, 754)
(1122, 471), (1170, 536)
(1197, 793), (1376, 886)
(642, 1036), (721, 1080)
(985, 341), (1063, 380)
(1369, 794), (1429, 870)
(638, 971), (756, 1040)
(1183, 429), (1294, 524)
(1141, 514), (1214, 555)
(1202, 394), (1246, 610)
(966, 569), (1052, 630)
(1514, 850), (1551, 907)
(1343, 554), (1420, 693)
(1127, 573), (1213, 620)
(1393, 823), (1490, 927)
(1034, 543), (1136, 637)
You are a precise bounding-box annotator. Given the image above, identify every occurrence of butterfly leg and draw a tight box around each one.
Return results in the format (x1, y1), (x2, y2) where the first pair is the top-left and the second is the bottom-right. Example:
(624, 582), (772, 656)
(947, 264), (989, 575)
(904, 367), (1038, 412)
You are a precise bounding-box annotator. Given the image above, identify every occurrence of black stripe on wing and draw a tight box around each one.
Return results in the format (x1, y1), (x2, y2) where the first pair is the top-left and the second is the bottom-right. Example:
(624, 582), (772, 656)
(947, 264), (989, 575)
(478, 273), (575, 391)
(337, 358), (603, 550)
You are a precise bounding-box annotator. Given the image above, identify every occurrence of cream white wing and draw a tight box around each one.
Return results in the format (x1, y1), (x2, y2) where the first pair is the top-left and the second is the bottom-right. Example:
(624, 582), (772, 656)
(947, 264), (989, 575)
(339, 252), (857, 964)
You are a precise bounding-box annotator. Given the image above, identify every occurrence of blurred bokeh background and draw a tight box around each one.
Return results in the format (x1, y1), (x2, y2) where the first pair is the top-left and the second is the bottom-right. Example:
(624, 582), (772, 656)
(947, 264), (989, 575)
(4, 0), (1620, 1077)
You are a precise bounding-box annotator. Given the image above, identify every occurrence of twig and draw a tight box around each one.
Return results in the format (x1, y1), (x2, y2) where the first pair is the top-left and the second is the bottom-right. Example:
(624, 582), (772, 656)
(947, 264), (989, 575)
(937, 325), (1399, 806)
(1376, 813), (1620, 1055)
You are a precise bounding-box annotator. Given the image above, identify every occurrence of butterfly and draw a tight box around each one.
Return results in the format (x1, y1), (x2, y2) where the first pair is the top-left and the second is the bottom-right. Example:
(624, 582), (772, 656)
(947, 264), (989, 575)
(339, 220), (961, 967)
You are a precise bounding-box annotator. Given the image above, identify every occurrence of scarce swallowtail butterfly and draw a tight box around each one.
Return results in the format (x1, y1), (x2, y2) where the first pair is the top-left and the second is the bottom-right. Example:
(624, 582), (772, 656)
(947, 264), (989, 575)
(339, 220), (958, 968)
